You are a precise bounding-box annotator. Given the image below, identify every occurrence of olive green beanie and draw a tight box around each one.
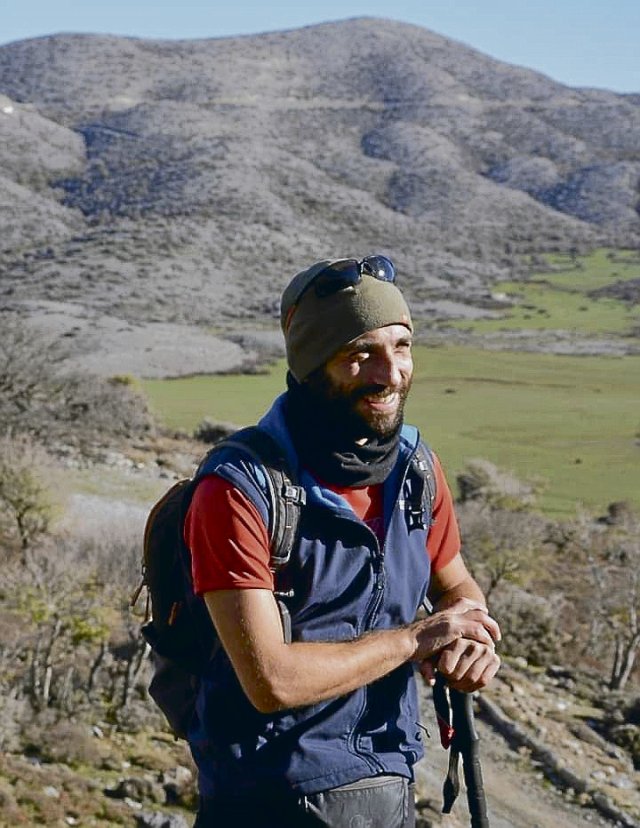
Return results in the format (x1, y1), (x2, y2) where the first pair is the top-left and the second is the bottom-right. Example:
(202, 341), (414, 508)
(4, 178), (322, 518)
(280, 259), (413, 382)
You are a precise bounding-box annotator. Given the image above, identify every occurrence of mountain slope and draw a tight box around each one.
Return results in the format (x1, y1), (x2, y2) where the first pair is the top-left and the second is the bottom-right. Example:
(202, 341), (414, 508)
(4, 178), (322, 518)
(0, 18), (638, 375)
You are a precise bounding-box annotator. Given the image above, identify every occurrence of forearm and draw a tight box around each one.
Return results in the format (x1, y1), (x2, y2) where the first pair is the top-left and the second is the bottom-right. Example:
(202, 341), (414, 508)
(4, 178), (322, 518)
(254, 628), (417, 712)
(205, 589), (498, 713)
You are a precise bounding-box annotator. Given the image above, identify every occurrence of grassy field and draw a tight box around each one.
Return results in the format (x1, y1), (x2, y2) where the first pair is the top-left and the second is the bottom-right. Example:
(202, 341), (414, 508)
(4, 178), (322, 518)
(452, 248), (640, 336)
(142, 249), (639, 517)
(142, 345), (640, 518)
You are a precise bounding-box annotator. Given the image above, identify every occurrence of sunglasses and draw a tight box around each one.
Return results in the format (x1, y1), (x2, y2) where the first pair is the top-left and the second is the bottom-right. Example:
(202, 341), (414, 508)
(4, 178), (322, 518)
(310, 255), (396, 299)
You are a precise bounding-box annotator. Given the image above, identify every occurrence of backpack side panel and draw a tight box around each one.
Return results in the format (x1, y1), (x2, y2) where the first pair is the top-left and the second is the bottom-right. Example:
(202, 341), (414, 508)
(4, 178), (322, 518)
(141, 477), (216, 674)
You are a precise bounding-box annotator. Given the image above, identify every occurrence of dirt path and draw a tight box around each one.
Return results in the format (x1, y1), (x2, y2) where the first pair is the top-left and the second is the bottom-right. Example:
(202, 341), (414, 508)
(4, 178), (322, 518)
(415, 720), (616, 827)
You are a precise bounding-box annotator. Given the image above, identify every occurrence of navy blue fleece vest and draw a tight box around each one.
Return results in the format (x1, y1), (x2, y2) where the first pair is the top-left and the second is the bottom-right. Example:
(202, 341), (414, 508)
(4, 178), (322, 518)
(187, 396), (432, 798)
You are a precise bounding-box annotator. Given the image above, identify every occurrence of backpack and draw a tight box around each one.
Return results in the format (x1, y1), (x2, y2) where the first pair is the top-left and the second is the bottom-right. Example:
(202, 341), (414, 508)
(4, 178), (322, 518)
(133, 426), (436, 739)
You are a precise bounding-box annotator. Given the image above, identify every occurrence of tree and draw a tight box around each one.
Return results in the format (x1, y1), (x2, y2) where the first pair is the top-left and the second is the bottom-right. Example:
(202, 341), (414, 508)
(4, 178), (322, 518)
(0, 432), (59, 561)
(0, 313), (153, 449)
(587, 506), (640, 690)
(457, 500), (549, 606)
(455, 458), (549, 606)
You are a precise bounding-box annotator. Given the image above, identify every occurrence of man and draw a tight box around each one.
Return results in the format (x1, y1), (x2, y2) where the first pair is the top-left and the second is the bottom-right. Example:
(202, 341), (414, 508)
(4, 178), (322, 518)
(184, 256), (500, 827)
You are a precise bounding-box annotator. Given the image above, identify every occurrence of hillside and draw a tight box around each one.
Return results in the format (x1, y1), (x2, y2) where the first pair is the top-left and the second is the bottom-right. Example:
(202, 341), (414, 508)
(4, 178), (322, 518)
(0, 18), (638, 376)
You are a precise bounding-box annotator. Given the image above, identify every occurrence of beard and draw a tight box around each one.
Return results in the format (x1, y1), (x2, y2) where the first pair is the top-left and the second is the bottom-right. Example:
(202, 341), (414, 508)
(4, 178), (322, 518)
(305, 369), (412, 440)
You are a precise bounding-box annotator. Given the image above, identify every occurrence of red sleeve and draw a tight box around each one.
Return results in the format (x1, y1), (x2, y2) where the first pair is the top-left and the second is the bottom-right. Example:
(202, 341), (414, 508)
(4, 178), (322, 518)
(427, 454), (461, 573)
(184, 474), (274, 595)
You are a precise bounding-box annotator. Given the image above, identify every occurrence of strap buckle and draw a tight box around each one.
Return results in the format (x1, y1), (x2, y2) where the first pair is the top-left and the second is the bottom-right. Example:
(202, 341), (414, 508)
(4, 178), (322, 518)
(281, 484), (306, 505)
(407, 505), (427, 531)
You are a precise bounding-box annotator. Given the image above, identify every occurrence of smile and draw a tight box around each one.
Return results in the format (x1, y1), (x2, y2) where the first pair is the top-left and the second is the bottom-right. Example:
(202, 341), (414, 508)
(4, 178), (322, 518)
(360, 392), (399, 410)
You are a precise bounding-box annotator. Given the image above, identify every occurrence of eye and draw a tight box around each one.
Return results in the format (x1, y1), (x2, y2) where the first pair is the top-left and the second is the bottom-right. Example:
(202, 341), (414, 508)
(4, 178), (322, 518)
(349, 351), (370, 366)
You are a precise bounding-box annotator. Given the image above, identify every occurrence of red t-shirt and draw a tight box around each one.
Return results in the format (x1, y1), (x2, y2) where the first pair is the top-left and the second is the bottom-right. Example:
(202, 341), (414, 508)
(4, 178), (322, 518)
(185, 453), (460, 596)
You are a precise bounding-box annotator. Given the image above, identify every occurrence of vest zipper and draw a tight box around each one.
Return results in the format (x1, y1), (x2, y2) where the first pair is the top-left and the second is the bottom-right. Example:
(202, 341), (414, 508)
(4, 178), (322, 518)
(347, 442), (420, 775)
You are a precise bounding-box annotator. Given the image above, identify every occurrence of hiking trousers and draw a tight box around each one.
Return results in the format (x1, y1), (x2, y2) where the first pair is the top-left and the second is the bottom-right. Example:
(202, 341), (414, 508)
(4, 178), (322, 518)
(194, 774), (415, 828)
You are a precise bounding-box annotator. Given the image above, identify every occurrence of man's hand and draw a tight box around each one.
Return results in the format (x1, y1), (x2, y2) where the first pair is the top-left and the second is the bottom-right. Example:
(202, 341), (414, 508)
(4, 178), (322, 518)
(418, 640), (501, 692)
(412, 598), (501, 693)
(410, 597), (500, 661)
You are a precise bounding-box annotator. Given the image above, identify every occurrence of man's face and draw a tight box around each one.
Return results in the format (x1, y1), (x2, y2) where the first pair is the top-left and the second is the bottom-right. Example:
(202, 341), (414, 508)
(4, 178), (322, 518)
(307, 324), (413, 439)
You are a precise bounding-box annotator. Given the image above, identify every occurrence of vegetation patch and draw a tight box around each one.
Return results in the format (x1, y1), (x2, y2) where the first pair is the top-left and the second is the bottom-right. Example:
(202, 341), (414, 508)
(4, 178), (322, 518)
(141, 345), (640, 517)
(450, 248), (640, 337)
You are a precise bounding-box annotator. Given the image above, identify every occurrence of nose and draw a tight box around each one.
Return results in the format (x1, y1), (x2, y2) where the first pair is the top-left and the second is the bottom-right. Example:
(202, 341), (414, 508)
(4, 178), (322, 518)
(369, 349), (403, 388)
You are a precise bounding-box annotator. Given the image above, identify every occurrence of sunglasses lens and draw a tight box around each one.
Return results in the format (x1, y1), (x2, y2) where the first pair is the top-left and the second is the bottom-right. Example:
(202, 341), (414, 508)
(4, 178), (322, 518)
(313, 260), (361, 298)
(360, 255), (396, 283)
(310, 256), (396, 300)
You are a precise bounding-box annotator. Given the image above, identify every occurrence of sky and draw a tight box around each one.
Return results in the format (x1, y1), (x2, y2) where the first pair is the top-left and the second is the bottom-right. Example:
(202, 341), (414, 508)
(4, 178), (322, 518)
(1, 0), (638, 93)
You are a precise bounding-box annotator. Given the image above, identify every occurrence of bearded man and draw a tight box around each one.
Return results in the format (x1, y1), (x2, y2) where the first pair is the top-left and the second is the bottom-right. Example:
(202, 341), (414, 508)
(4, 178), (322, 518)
(184, 256), (500, 827)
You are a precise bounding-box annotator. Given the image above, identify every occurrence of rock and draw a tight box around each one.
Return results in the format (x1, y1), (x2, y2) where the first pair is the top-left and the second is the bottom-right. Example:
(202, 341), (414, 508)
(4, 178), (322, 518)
(610, 774), (635, 790)
(547, 665), (575, 680)
(136, 812), (191, 828)
(160, 765), (194, 805)
(43, 785), (60, 798)
(105, 777), (165, 804)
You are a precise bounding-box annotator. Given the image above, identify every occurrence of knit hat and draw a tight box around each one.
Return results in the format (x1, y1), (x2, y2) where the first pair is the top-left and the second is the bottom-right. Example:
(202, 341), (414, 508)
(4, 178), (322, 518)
(280, 258), (413, 382)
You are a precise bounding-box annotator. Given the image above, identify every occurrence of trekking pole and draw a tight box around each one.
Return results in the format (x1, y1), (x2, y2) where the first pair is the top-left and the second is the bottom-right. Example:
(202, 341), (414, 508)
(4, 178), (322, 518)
(451, 684), (489, 827)
(423, 601), (490, 827)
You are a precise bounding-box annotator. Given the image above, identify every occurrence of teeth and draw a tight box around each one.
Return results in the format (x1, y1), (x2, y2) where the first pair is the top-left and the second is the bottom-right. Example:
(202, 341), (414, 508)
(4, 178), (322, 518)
(366, 392), (396, 403)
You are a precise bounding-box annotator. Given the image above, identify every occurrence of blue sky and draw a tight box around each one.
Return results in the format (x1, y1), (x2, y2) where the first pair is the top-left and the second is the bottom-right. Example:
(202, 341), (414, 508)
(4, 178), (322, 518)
(2, 0), (638, 93)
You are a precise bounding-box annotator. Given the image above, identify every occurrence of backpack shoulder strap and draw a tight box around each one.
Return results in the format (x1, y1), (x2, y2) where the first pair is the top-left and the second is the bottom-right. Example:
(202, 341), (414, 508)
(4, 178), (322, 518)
(198, 426), (306, 571)
(406, 440), (437, 532)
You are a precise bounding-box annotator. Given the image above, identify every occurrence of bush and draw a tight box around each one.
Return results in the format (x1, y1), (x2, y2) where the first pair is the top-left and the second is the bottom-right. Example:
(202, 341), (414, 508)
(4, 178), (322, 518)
(193, 417), (238, 443)
(0, 432), (63, 556)
(490, 586), (563, 667)
(457, 499), (550, 604)
(23, 715), (103, 767)
(456, 458), (541, 511)
(0, 314), (155, 452)
(608, 724), (640, 769)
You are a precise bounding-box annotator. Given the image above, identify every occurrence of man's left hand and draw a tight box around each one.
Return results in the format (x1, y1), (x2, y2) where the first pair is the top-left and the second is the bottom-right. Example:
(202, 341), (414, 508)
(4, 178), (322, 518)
(418, 639), (500, 693)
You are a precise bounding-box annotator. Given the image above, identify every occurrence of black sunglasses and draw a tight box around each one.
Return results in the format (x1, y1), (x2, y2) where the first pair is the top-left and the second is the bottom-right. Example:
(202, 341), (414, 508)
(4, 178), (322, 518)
(311, 255), (396, 299)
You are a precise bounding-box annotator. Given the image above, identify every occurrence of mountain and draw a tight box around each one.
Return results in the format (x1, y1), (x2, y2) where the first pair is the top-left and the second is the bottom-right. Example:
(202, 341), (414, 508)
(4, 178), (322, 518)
(0, 18), (638, 376)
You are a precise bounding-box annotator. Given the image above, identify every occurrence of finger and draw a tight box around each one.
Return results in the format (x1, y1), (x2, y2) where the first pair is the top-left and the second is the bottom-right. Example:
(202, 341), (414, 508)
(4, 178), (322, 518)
(439, 648), (501, 692)
(465, 610), (501, 642)
(455, 616), (498, 647)
(437, 640), (493, 679)
(431, 605), (501, 643)
(418, 659), (436, 686)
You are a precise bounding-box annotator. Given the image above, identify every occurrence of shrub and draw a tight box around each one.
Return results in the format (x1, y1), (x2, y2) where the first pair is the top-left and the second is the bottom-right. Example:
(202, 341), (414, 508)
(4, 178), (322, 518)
(23, 715), (103, 767)
(608, 724), (640, 770)
(456, 458), (541, 511)
(193, 417), (238, 443)
(0, 433), (63, 557)
(490, 586), (563, 667)
(0, 314), (155, 452)
(457, 499), (550, 604)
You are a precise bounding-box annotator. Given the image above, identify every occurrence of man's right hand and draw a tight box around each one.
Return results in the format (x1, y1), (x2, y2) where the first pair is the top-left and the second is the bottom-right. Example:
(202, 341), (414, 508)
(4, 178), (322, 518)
(409, 598), (500, 663)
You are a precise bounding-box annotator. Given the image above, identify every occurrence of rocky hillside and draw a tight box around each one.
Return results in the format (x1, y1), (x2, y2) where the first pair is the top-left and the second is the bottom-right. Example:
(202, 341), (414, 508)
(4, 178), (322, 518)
(0, 18), (638, 376)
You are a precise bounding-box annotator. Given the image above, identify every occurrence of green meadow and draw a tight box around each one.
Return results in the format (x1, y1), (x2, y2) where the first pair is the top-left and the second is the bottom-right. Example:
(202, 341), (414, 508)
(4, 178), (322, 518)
(142, 249), (639, 518)
(453, 248), (640, 336)
(142, 346), (639, 518)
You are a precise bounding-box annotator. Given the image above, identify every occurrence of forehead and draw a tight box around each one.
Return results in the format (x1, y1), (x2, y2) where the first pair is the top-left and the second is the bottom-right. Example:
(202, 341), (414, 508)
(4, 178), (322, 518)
(332, 323), (412, 356)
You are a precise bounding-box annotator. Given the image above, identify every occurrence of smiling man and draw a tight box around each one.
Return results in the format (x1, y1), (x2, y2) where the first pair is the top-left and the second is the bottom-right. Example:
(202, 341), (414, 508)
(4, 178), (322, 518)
(184, 256), (500, 827)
